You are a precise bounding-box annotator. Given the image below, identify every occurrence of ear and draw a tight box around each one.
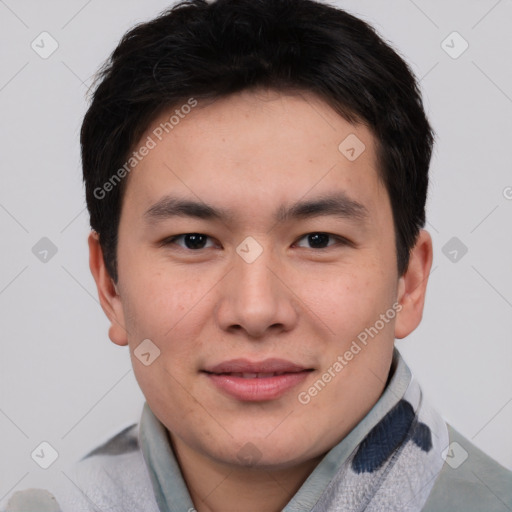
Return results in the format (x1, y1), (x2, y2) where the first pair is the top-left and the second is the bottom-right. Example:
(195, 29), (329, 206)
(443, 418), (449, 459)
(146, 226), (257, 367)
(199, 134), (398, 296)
(394, 229), (433, 339)
(88, 231), (128, 346)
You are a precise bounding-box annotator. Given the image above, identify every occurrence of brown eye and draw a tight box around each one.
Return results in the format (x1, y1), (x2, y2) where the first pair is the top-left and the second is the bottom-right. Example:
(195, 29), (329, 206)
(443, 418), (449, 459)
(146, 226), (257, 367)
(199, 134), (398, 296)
(161, 233), (214, 250)
(295, 232), (348, 249)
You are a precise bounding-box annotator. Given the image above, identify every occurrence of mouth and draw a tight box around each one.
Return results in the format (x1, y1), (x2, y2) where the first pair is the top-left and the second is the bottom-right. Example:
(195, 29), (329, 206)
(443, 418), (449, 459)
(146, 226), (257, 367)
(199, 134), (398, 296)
(214, 371), (297, 378)
(202, 358), (314, 401)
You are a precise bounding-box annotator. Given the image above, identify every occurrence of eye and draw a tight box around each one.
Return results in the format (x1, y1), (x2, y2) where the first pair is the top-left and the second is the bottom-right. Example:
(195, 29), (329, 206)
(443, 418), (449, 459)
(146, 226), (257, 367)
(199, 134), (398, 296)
(160, 233), (216, 250)
(294, 232), (350, 249)
(160, 232), (351, 251)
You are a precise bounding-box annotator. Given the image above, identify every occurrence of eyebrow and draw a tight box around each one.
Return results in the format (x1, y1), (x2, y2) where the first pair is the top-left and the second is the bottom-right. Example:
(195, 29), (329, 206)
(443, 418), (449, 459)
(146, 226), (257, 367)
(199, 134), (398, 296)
(143, 192), (369, 225)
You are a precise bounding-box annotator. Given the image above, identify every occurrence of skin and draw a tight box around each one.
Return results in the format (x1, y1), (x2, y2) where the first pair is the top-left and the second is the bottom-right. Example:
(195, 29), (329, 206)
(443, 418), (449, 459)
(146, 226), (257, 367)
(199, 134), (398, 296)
(89, 88), (433, 512)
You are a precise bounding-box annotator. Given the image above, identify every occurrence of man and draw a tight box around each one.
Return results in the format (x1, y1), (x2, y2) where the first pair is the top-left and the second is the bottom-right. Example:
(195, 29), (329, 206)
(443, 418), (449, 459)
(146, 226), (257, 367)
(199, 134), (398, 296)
(4, 0), (511, 510)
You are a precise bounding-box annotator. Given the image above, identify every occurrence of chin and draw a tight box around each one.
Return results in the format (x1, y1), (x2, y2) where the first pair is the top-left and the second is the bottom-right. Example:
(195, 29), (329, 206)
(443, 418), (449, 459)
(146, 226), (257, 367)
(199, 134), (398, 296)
(212, 436), (319, 471)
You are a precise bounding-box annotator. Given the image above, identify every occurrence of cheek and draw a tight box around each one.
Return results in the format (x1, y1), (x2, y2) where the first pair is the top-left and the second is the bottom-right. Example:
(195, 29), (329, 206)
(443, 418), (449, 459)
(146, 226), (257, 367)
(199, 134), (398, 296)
(122, 272), (224, 388)
(301, 266), (396, 336)
(121, 267), (199, 330)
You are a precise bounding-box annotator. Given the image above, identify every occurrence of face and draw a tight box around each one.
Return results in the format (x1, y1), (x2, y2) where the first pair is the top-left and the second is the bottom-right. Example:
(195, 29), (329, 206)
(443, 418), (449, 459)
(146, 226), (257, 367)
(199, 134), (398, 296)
(91, 89), (429, 470)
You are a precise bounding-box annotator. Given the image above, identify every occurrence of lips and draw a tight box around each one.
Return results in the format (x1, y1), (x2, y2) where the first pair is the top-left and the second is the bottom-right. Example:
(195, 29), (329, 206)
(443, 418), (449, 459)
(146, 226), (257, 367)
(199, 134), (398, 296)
(203, 358), (313, 401)
(224, 372), (289, 378)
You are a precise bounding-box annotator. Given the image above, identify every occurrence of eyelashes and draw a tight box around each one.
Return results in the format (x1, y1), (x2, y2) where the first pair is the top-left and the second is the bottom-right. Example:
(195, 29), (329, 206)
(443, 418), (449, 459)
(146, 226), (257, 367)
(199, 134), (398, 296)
(160, 232), (353, 251)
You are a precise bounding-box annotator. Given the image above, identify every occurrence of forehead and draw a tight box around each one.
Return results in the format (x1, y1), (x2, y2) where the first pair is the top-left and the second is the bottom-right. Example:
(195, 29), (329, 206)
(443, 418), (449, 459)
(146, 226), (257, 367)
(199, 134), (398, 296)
(121, 89), (388, 225)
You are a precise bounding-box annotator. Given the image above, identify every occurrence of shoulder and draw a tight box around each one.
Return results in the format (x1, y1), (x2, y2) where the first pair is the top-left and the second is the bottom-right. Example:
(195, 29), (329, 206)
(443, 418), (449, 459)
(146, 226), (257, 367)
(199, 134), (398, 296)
(2, 423), (160, 512)
(422, 423), (512, 511)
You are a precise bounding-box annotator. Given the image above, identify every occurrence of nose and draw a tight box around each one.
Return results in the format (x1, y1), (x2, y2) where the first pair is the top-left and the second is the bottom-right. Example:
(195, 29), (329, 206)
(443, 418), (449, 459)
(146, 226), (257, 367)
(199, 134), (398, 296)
(214, 244), (299, 339)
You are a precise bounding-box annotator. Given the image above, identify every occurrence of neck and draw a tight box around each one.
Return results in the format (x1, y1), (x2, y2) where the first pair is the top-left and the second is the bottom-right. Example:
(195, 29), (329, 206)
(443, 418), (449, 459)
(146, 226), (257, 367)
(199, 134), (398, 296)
(170, 435), (323, 512)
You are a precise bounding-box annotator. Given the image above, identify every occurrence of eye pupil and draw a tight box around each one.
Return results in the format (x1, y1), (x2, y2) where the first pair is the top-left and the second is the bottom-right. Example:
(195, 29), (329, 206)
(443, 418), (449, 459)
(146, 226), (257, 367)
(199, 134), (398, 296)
(308, 233), (329, 248)
(184, 233), (207, 249)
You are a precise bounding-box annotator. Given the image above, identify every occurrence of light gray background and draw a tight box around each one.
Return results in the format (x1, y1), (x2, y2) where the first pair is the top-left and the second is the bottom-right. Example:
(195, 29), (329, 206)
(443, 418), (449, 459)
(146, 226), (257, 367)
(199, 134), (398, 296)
(1, 0), (511, 501)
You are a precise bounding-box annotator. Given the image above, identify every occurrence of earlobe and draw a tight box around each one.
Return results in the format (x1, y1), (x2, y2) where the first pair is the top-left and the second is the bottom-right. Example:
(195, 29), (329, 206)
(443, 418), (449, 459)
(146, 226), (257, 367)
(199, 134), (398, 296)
(88, 232), (129, 346)
(394, 229), (433, 339)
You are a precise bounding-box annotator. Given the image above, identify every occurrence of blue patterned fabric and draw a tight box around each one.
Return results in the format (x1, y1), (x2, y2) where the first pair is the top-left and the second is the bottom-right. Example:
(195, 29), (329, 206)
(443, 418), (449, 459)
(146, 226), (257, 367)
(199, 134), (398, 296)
(351, 399), (432, 474)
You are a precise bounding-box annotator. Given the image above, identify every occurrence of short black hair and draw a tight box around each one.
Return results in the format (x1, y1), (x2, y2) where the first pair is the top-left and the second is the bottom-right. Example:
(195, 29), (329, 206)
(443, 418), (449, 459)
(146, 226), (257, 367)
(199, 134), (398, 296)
(81, 0), (434, 283)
